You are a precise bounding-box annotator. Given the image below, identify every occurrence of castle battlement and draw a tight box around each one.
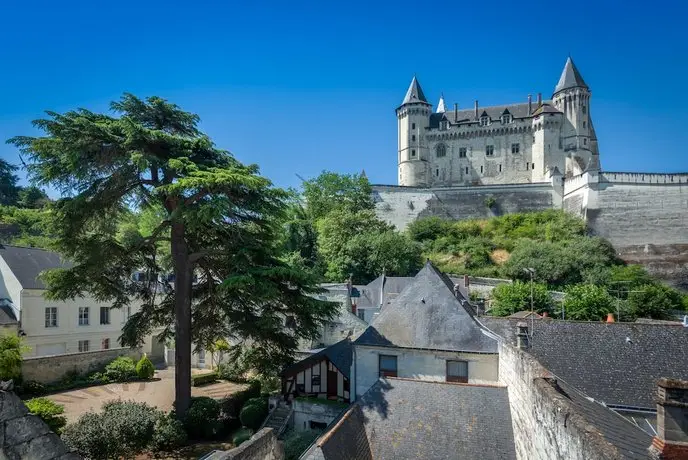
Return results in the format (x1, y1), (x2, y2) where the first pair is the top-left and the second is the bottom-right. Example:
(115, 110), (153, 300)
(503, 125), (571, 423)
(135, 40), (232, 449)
(600, 172), (688, 185)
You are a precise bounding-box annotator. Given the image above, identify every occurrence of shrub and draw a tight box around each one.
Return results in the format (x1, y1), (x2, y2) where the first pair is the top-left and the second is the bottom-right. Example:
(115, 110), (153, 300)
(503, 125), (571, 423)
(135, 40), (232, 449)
(184, 396), (221, 440)
(191, 371), (218, 387)
(232, 427), (254, 446)
(62, 400), (162, 458)
(150, 414), (187, 451)
(136, 355), (155, 379)
(104, 356), (137, 382)
(284, 430), (323, 460)
(0, 334), (28, 382)
(255, 374), (281, 395)
(239, 397), (268, 430)
(217, 361), (248, 382)
(25, 398), (66, 433)
(17, 380), (46, 398)
(489, 281), (553, 317)
(563, 284), (614, 321)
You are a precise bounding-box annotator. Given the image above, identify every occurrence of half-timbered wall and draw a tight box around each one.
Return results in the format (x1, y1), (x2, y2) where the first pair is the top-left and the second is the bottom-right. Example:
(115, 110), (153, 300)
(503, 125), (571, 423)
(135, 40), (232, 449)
(284, 357), (350, 402)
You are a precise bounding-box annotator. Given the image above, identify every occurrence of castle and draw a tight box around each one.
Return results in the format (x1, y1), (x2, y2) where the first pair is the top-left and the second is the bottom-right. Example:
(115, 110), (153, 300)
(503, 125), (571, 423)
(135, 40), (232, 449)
(373, 57), (688, 288)
(396, 58), (599, 187)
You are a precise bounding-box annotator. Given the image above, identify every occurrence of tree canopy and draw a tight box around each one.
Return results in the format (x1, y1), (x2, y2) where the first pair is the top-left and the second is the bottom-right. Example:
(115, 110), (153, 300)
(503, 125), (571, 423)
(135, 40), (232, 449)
(9, 94), (336, 416)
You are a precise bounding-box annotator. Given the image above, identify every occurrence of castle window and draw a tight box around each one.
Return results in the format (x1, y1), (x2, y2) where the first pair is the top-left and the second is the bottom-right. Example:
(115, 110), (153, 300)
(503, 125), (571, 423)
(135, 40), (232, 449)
(480, 116), (489, 127)
(480, 166), (484, 174)
(411, 150), (416, 157)
(436, 168), (439, 177)
(436, 144), (447, 158)
(582, 106), (587, 114)
(412, 134), (416, 141)
(532, 163), (535, 170)
(583, 121), (587, 128)
(499, 164), (502, 172)
(465, 167), (469, 175)
(485, 145), (494, 157)
(584, 138), (587, 145)
(412, 123), (416, 130)
(501, 114), (511, 124)
(526, 162), (529, 170)
(511, 143), (520, 154)
(459, 147), (467, 158)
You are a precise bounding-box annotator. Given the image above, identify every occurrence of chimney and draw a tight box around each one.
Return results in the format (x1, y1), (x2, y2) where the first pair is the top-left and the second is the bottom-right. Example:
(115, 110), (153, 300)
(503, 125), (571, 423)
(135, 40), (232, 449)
(537, 92), (542, 107)
(454, 103), (458, 122)
(516, 322), (529, 349)
(474, 100), (479, 119)
(649, 379), (688, 459)
(464, 275), (469, 288)
(606, 313), (615, 323)
(528, 94), (533, 115)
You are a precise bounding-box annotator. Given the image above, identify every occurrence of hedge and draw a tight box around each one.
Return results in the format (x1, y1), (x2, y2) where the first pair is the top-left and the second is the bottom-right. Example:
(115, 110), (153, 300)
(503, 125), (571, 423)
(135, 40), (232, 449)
(191, 372), (218, 387)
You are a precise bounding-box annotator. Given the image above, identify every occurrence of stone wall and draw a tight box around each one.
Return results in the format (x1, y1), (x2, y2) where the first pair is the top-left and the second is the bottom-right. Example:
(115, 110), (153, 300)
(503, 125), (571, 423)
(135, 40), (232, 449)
(205, 428), (284, 460)
(22, 347), (142, 384)
(0, 384), (81, 459)
(292, 399), (346, 432)
(498, 343), (630, 460)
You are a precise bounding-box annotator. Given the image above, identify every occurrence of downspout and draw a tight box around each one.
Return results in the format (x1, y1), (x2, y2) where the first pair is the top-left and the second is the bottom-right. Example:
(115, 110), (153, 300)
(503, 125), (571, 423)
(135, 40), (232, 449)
(351, 344), (357, 401)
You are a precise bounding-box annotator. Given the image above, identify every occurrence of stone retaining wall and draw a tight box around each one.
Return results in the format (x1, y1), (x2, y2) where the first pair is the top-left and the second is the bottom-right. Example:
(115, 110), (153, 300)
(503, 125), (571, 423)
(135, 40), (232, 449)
(205, 428), (284, 460)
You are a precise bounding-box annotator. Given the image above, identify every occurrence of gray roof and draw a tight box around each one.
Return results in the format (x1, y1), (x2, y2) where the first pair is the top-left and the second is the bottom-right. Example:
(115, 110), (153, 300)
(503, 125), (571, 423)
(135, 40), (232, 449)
(480, 317), (688, 409)
(0, 245), (69, 290)
(541, 378), (652, 459)
(430, 101), (555, 127)
(355, 262), (498, 352)
(0, 304), (18, 325)
(283, 339), (352, 379)
(401, 76), (430, 105)
(353, 275), (414, 310)
(307, 379), (516, 460)
(554, 57), (588, 94)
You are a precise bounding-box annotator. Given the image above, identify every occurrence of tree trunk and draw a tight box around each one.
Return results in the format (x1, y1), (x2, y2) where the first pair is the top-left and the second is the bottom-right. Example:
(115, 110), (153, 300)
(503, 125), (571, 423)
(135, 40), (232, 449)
(171, 221), (193, 419)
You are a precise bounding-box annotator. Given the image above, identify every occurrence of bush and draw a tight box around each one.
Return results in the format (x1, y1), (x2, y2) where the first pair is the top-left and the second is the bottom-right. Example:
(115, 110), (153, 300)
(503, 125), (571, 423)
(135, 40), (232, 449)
(231, 427), (254, 446)
(563, 284), (614, 321)
(239, 397), (268, 430)
(0, 334), (27, 382)
(284, 430), (323, 460)
(104, 356), (137, 382)
(217, 361), (248, 382)
(255, 374), (281, 395)
(62, 401), (163, 458)
(489, 281), (553, 317)
(17, 380), (46, 398)
(25, 398), (67, 433)
(136, 355), (155, 379)
(184, 396), (221, 440)
(191, 371), (218, 387)
(150, 414), (187, 451)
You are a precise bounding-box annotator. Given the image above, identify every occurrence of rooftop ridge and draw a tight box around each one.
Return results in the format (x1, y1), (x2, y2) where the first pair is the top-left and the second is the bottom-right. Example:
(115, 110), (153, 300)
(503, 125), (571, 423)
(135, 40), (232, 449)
(385, 376), (507, 389)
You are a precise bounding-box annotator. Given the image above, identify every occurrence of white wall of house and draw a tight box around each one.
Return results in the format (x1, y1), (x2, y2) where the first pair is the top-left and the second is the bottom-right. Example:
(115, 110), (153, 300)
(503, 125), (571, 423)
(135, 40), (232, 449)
(353, 345), (499, 398)
(19, 289), (143, 357)
(0, 257), (22, 309)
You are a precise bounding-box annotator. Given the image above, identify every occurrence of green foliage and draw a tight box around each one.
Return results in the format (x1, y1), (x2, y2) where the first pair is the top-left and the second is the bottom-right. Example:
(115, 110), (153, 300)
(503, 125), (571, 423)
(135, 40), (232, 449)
(484, 196), (497, 209)
(0, 159), (20, 206)
(184, 396), (222, 440)
(563, 284), (615, 321)
(284, 430), (323, 460)
(0, 205), (55, 247)
(17, 186), (50, 209)
(0, 334), (28, 381)
(239, 397), (269, 430)
(25, 398), (66, 433)
(628, 284), (683, 320)
(61, 401), (166, 458)
(407, 217), (452, 243)
(135, 355), (155, 379)
(104, 356), (137, 382)
(150, 413), (187, 451)
(17, 380), (47, 398)
(302, 171), (373, 221)
(489, 281), (553, 317)
(255, 373), (281, 395)
(232, 427), (254, 446)
(192, 372), (218, 386)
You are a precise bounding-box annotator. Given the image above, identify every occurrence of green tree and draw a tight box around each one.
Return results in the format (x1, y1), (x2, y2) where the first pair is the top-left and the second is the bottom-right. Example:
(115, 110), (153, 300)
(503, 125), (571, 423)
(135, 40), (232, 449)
(17, 186), (51, 209)
(9, 94), (335, 417)
(0, 334), (28, 381)
(0, 206), (55, 247)
(627, 284), (683, 320)
(0, 159), (20, 206)
(281, 202), (322, 276)
(302, 171), (373, 221)
(562, 284), (614, 321)
(407, 216), (451, 243)
(489, 281), (553, 317)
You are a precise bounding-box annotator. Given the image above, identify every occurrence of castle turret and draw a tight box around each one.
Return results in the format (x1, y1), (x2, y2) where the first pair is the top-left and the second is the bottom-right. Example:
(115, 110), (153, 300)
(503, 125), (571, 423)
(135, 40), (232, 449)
(552, 57), (600, 176)
(397, 76), (431, 187)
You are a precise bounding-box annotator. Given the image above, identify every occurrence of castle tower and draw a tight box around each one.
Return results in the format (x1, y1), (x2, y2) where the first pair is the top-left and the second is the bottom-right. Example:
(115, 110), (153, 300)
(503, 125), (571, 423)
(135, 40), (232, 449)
(397, 76), (431, 186)
(551, 57), (600, 176)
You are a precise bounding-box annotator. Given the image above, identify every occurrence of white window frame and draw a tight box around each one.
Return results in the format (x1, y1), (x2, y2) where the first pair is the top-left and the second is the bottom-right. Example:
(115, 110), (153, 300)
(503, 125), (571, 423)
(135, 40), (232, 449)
(511, 143), (520, 154)
(486, 145), (494, 157)
(45, 307), (58, 328)
(501, 114), (511, 124)
(78, 340), (90, 352)
(122, 306), (132, 324)
(78, 307), (90, 326)
(102, 338), (110, 350)
(100, 307), (111, 325)
(480, 116), (489, 127)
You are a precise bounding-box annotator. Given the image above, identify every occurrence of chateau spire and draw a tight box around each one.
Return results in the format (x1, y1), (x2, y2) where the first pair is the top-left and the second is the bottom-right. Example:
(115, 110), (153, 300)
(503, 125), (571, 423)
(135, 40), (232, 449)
(436, 94), (446, 113)
(554, 57), (588, 95)
(401, 76), (430, 105)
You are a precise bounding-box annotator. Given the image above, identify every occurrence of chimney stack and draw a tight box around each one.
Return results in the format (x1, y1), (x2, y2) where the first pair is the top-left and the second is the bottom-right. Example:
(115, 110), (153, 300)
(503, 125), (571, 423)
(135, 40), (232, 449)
(474, 100), (479, 119)
(516, 322), (529, 349)
(537, 92), (542, 107)
(454, 103), (458, 122)
(649, 379), (688, 459)
(464, 275), (469, 288)
(606, 313), (615, 323)
(528, 94), (533, 115)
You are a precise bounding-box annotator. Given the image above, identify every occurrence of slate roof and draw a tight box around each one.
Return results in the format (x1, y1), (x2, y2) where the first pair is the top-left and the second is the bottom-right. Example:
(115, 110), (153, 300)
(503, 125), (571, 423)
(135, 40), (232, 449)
(355, 262), (498, 352)
(554, 57), (589, 94)
(479, 317), (688, 409)
(0, 304), (18, 325)
(401, 76), (430, 105)
(353, 275), (414, 310)
(282, 339), (352, 379)
(429, 101), (553, 127)
(0, 245), (69, 290)
(541, 378), (652, 459)
(306, 378), (516, 460)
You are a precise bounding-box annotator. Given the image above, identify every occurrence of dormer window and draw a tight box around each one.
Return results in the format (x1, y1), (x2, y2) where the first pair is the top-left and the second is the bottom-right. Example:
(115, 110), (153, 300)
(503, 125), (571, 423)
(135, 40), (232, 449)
(480, 116), (490, 127)
(501, 114), (511, 124)
(439, 120), (449, 131)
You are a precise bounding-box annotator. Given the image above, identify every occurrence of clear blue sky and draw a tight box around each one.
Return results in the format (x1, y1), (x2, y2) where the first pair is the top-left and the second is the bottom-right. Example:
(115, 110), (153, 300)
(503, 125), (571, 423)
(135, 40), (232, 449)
(1, 0), (687, 194)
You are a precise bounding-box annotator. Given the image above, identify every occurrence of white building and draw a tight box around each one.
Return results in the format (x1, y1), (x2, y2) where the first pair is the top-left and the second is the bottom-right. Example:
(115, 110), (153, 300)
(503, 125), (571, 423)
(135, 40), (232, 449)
(0, 244), (146, 357)
(397, 57), (599, 187)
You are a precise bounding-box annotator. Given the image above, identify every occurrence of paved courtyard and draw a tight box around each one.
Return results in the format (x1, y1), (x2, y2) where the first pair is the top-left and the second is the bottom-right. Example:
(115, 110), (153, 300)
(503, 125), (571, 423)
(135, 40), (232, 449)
(47, 368), (247, 422)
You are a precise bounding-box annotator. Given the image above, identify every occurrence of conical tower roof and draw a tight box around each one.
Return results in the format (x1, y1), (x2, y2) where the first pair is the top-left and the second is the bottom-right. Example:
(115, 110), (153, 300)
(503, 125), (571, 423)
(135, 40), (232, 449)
(436, 94), (447, 113)
(554, 57), (588, 95)
(401, 76), (430, 105)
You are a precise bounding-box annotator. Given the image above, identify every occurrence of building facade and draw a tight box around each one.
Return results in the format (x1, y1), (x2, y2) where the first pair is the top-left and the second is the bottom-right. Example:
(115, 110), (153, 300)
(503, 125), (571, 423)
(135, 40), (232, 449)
(397, 58), (599, 187)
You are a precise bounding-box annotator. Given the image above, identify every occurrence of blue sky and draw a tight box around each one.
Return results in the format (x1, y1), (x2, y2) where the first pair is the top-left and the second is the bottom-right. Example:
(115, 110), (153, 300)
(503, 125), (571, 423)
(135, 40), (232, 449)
(1, 0), (687, 194)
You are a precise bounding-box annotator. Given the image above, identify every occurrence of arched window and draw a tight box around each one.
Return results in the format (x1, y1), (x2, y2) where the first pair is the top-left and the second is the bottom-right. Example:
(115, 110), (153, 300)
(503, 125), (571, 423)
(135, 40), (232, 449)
(436, 144), (447, 158)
